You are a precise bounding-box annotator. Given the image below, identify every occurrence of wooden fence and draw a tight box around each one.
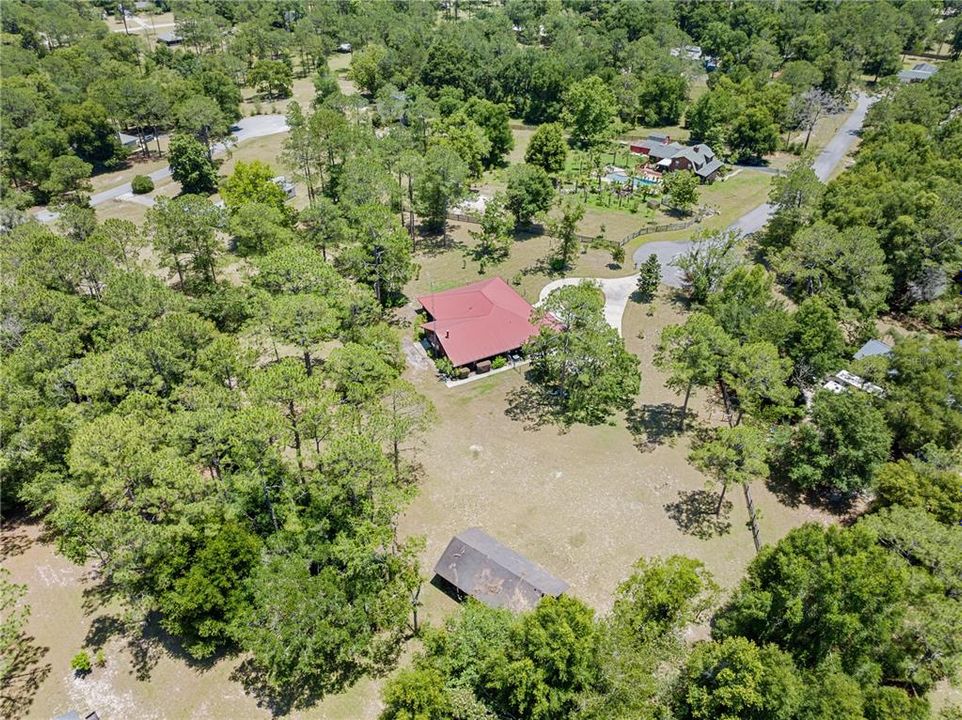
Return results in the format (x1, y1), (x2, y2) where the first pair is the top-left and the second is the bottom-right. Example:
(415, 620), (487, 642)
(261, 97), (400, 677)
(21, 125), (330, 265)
(446, 205), (717, 249)
(616, 206), (718, 246)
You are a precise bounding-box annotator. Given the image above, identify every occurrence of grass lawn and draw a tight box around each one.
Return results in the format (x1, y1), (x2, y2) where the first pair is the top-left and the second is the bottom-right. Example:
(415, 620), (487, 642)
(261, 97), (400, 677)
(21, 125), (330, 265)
(398, 277), (836, 625)
(622, 169), (773, 256)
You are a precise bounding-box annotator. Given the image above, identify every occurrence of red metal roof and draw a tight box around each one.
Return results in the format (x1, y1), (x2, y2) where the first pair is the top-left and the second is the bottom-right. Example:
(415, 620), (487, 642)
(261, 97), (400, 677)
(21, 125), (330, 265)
(417, 277), (543, 366)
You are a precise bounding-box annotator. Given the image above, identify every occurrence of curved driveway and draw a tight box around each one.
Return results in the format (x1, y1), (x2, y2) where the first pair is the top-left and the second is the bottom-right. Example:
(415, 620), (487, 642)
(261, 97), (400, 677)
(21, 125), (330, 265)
(90, 115), (289, 207)
(537, 275), (639, 337)
(541, 92), (877, 334)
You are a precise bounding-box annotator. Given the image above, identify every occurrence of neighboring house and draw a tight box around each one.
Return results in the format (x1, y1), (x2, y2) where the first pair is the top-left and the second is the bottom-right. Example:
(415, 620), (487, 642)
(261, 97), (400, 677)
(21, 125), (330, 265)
(853, 339), (893, 361)
(629, 133), (679, 160)
(417, 277), (547, 370)
(629, 135), (723, 183)
(434, 527), (569, 612)
(118, 132), (140, 150)
(898, 62), (938, 83)
(670, 45), (703, 60)
(156, 31), (182, 46)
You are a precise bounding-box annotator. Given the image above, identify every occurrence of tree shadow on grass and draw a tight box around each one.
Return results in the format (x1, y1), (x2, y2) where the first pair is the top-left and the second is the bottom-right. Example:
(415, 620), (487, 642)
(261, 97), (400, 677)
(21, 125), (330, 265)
(503, 382), (566, 432)
(764, 470), (862, 519)
(81, 578), (229, 682)
(0, 529), (32, 561)
(520, 253), (566, 279)
(626, 403), (684, 453)
(416, 230), (466, 258)
(230, 659), (300, 718)
(0, 632), (51, 720)
(230, 653), (375, 718)
(666, 287), (693, 312)
(665, 489), (733, 540)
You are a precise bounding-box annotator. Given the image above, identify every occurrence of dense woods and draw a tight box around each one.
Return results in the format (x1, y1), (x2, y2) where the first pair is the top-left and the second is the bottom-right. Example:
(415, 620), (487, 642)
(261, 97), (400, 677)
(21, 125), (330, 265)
(1, 0), (961, 717)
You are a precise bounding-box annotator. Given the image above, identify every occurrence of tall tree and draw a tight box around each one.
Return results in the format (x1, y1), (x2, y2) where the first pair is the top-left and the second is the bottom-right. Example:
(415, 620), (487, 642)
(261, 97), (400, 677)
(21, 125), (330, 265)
(689, 424), (769, 549)
(524, 122), (568, 175)
(470, 193), (514, 267)
(673, 230), (741, 305)
(547, 198), (585, 271)
(505, 163), (554, 226)
(168, 134), (218, 195)
(673, 637), (801, 720)
(655, 313), (734, 429)
(146, 195), (225, 291)
(883, 336), (962, 455)
(526, 282), (640, 424)
(635, 254), (661, 303)
(220, 160), (289, 213)
(414, 144), (468, 234)
(563, 76), (618, 148)
(662, 170), (700, 215)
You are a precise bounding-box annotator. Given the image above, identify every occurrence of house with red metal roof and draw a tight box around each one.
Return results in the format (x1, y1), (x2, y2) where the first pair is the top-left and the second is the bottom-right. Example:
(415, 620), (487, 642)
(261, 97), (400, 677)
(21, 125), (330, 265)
(417, 277), (545, 369)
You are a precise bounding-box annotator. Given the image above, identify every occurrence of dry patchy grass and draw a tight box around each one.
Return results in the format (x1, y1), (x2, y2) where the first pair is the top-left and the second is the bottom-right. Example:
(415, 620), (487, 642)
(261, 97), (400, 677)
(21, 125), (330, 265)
(398, 281), (834, 623)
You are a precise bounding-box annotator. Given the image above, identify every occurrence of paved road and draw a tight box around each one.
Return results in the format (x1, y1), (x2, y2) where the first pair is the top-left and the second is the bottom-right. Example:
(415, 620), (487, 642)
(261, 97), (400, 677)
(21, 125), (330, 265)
(632, 92), (877, 286)
(34, 114), (289, 222)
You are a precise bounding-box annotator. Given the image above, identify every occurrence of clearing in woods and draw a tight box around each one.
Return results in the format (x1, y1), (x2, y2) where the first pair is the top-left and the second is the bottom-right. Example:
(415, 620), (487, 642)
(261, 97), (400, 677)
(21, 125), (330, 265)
(3, 225), (834, 720)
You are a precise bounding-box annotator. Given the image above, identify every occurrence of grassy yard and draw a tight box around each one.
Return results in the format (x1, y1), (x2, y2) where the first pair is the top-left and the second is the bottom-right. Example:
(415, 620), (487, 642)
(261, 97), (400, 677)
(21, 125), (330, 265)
(622, 169), (773, 256)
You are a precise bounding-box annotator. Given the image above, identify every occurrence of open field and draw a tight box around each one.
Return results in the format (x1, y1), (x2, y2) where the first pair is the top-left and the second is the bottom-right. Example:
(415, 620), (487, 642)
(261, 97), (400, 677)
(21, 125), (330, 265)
(399, 291), (836, 621)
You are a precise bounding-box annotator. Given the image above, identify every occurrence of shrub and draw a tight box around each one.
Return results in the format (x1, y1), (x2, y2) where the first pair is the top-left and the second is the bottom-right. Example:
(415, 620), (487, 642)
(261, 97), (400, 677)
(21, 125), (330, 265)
(71, 651), (92, 674)
(491, 356), (508, 370)
(94, 648), (106, 667)
(413, 312), (427, 340)
(435, 356), (455, 377)
(131, 175), (154, 194)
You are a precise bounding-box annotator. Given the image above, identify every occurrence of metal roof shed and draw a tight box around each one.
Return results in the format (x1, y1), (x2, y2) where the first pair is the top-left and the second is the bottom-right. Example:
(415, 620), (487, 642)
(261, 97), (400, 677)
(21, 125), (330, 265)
(854, 339), (893, 360)
(434, 527), (568, 612)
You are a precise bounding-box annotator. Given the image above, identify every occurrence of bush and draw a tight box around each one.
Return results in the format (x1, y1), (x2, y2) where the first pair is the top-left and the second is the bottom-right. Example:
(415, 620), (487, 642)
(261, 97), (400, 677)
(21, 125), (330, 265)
(71, 651), (92, 674)
(491, 356), (508, 370)
(413, 312), (427, 340)
(435, 356), (455, 377)
(94, 648), (106, 667)
(131, 175), (154, 194)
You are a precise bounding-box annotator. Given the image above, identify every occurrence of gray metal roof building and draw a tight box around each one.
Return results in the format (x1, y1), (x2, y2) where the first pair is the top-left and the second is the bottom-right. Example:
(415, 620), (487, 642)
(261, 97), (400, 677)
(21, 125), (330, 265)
(898, 62), (938, 83)
(434, 527), (568, 612)
(854, 339), (893, 360)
